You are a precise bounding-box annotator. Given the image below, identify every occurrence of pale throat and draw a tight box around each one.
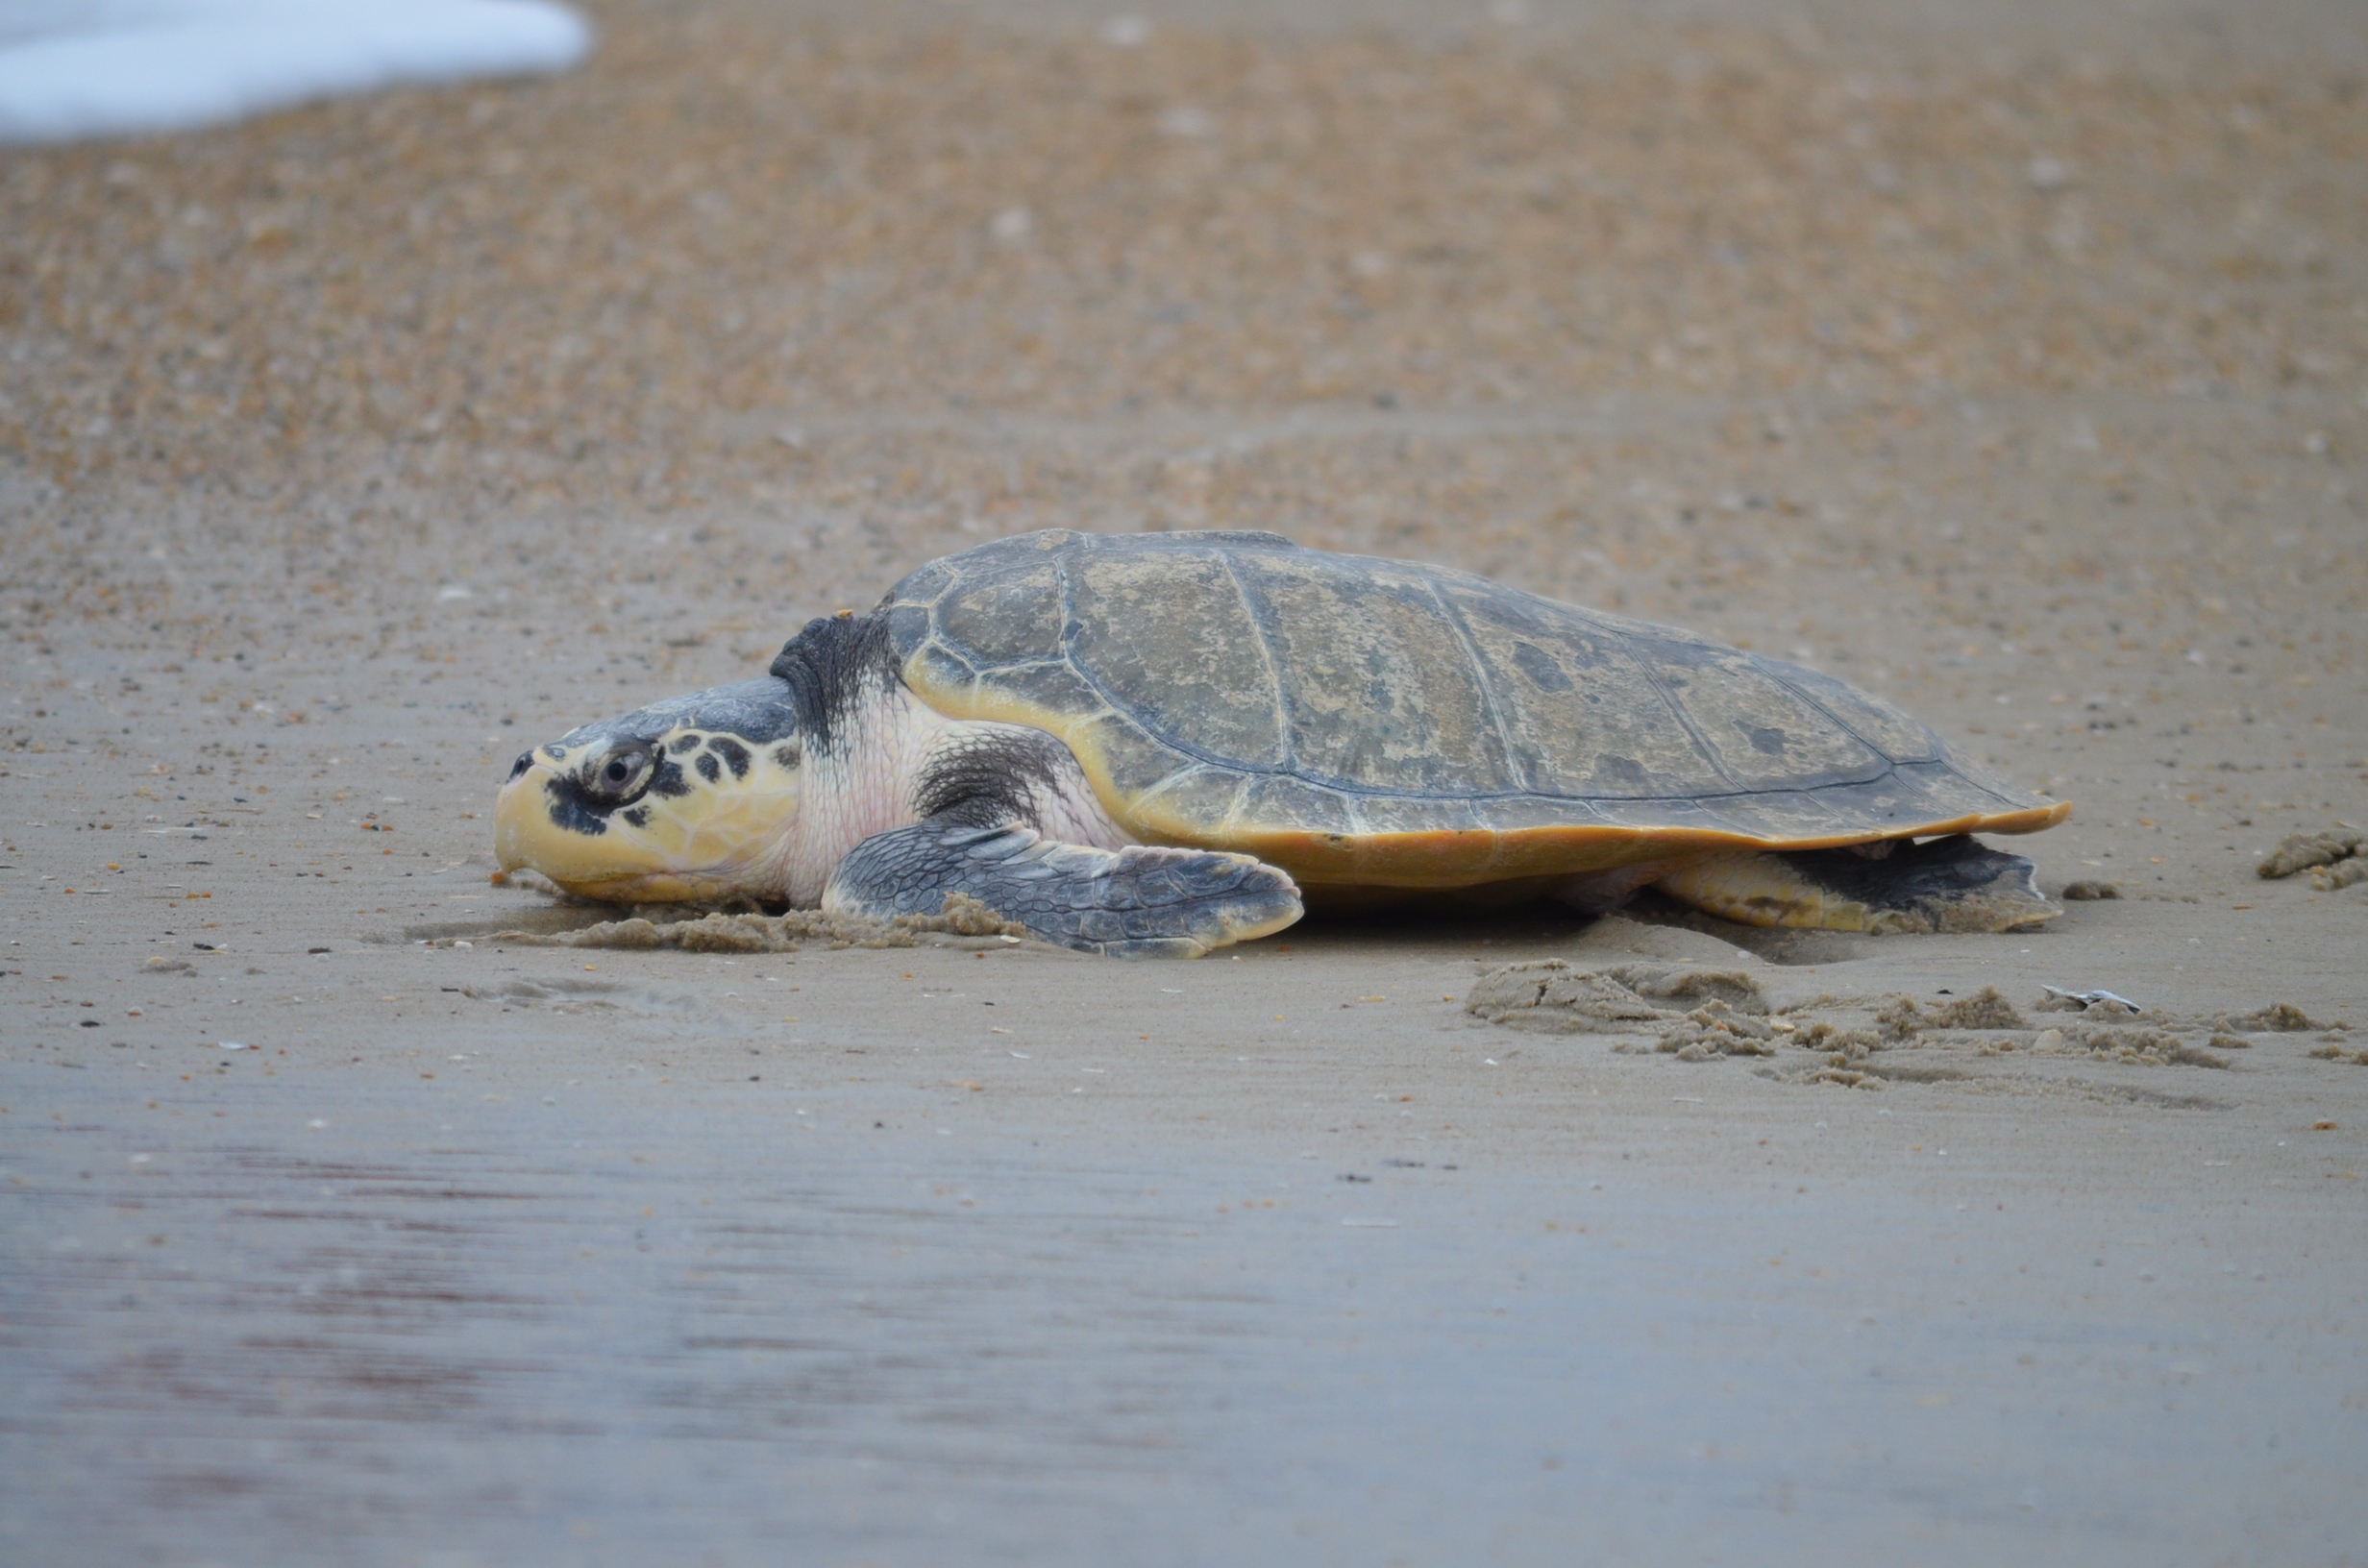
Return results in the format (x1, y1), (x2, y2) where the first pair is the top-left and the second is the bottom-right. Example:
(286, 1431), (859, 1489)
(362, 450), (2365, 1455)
(767, 680), (1133, 908)
(773, 681), (957, 906)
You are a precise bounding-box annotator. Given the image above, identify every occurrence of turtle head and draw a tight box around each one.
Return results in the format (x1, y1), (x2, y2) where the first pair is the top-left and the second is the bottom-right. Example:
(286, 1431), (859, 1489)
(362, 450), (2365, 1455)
(494, 678), (805, 902)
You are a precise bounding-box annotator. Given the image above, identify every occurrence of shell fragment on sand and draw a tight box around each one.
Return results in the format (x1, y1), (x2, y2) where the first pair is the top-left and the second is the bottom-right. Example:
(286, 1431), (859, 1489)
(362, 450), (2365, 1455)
(2039, 986), (2144, 1015)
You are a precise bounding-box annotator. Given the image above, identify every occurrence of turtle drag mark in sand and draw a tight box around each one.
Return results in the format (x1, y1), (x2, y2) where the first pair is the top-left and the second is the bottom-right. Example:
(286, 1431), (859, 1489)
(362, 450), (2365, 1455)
(495, 530), (2069, 955)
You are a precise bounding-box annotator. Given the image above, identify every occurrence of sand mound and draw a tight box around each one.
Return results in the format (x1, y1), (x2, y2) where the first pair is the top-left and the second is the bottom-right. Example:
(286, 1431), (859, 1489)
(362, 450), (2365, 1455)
(489, 893), (1030, 952)
(1465, 961), (1765, 1035)
(2257, 828), (2364, 880)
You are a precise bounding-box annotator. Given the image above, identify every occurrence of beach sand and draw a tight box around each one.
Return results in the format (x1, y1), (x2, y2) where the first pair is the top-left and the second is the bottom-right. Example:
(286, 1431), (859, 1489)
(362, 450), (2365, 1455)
(3, 2), (2364, 1561)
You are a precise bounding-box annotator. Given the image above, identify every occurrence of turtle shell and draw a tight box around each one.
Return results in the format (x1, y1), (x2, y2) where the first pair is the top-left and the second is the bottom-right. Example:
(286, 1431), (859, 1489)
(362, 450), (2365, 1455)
(881, 530), (2066, 889)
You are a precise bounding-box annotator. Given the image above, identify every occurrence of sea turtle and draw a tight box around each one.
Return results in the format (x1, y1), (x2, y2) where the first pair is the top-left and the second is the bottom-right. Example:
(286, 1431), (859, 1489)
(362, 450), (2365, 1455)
(495, 529), (2069, 956)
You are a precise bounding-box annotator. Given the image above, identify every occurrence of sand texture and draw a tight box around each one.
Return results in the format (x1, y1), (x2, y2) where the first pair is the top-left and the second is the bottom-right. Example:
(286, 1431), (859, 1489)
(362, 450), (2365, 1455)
(3, 2), (2365, 1563)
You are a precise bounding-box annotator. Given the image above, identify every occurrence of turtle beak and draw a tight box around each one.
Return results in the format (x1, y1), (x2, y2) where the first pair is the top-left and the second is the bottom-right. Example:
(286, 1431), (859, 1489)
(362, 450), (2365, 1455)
(493, 743), (682, 897)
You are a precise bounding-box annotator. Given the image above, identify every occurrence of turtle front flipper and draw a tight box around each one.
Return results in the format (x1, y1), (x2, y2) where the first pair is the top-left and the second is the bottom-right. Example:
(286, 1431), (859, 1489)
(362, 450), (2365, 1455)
(824, 818), (1303, 958)
(1654, 834), (2060, 934)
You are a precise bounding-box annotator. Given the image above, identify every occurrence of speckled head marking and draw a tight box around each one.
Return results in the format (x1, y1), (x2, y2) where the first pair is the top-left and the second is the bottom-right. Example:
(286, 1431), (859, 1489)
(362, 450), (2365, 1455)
(495, 677), (807, 901)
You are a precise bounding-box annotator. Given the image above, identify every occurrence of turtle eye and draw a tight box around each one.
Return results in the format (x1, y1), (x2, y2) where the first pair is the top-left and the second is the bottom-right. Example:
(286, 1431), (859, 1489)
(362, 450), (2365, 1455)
(581, 746), (652, 804)
(508, 752), (533, 780)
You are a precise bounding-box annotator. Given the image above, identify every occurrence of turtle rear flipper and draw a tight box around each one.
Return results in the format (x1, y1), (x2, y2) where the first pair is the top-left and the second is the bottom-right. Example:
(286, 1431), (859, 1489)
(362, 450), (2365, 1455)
(825, 818), (1303, 957)
(1655, 834), (2060, 934)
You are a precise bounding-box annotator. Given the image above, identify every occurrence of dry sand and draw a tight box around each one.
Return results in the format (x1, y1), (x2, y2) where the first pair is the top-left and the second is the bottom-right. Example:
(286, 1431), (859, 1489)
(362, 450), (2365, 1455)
(3, 1), (2365, 1563)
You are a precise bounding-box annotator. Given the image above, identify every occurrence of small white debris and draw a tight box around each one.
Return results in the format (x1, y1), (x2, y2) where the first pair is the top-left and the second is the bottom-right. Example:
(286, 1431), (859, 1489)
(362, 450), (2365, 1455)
(2042, 986), (2142, 1014)
(1098, 14), (1151, 47)
(2026, 156), (2072, 192)
(989, 206), (1032, 244)
(1341, 1218), (1398, 1228)
(436, 585), (472, 601)
(1157, 105), (1214, 138)
(217, 1041), (247, 1050)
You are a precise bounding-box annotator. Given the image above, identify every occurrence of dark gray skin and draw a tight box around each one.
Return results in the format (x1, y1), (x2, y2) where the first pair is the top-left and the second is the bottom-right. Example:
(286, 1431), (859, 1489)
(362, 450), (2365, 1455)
(828, 816), (1301, 957)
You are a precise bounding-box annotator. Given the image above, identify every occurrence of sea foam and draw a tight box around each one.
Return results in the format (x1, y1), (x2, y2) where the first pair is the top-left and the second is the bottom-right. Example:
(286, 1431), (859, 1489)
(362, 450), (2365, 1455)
(0, 0), (592, 144)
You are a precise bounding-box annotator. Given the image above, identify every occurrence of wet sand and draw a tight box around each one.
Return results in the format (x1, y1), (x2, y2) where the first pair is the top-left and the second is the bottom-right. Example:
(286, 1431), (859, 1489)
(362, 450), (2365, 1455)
(3, 1), (2365, 1562)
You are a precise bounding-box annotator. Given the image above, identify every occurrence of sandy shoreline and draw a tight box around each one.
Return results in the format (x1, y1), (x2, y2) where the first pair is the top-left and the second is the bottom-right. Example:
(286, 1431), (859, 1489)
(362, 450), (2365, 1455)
(3, 2), (2364, 1562)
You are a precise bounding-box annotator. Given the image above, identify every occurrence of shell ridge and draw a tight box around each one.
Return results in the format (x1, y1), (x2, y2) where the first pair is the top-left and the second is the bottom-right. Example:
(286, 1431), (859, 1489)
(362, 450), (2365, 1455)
(1419, 567), (1529, 793)
(1215, 548), (1296, 773)
(1128, 763), (1208, 806)
(1896, 756), (2031, 813)
(1040, 539), (1308, 784)
(911, 639), (980, 686)
(1750, 656), (1932, 768)
(1749, 661), (2031, 809)
(1127, 764), (1253, 835)
(972, 656), (1077, 676)
(1618, 636), (1753, 796)
(1043, 540), (1251, 795)
(1049, 546), (1162, 742)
